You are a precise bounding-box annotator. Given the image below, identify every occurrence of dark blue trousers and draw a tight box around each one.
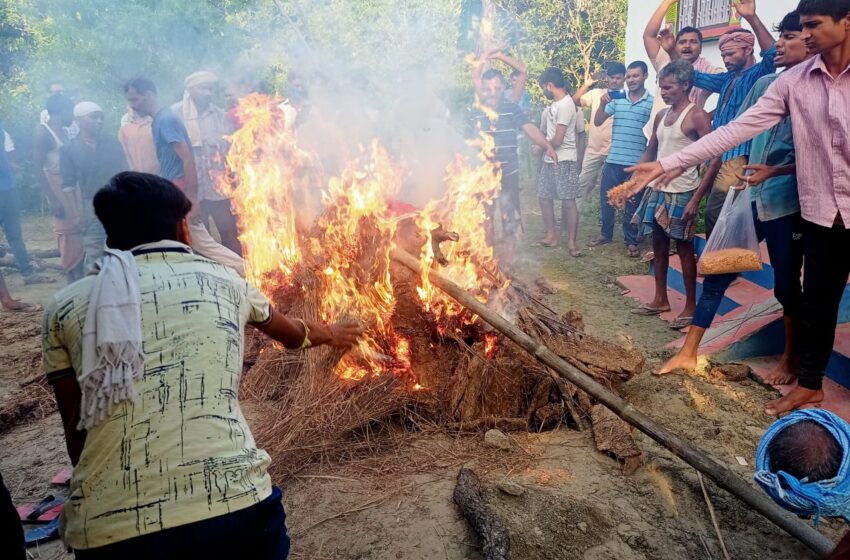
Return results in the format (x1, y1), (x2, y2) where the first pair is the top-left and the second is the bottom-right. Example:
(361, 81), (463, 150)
(74, 487), (290, 560)
(599, 163), (641, 246)
(0, 189), (33, 277)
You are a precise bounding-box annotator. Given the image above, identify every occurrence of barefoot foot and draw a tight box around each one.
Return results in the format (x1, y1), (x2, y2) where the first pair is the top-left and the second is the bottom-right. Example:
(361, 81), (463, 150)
(765, 386), (824, 416)
(762, 358), (797, 386)
(1, 298), (39, 312)
(654, 353), (698, 375)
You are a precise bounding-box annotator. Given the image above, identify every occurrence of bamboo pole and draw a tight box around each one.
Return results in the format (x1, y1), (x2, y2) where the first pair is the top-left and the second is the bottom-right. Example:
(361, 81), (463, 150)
(391, 247), (835, 559)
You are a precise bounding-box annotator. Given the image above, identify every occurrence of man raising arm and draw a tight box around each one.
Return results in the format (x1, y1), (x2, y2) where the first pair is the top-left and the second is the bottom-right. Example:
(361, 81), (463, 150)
(629, 0), (850, 416)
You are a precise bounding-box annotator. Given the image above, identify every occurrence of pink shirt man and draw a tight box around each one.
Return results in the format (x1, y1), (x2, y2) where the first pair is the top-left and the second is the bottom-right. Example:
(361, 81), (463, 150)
(660, 55), (850, 228)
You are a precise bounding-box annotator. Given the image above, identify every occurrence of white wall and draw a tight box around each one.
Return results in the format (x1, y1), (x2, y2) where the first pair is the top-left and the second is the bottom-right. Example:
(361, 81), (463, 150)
(625, 0), (798, 107)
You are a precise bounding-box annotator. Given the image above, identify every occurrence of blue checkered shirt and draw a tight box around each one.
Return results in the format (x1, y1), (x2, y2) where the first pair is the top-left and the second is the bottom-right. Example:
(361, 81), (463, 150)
(694, 43), (777, 162)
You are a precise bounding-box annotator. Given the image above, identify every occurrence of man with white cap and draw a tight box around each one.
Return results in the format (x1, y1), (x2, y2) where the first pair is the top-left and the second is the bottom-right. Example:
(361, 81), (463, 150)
(59, 101), (128, 277)
(171, 71), (241, 255)
(124, 77), (245, 276)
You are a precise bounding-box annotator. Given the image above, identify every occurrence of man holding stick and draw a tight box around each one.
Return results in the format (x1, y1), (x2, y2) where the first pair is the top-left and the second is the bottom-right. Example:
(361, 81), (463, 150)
(628, 0), (850, 416)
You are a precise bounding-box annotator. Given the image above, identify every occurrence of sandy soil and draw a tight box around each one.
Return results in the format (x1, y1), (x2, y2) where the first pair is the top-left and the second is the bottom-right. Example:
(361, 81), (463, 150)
(1, 208), (845, 560)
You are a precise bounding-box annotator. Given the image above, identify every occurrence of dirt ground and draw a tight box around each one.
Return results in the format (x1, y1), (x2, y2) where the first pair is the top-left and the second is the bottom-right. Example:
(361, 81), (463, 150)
(1, 203), (845, 560)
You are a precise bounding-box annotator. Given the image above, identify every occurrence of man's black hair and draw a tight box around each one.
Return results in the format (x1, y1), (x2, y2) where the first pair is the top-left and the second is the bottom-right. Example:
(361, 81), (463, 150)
(481, 68), (505, 82)
(46, 93), (74, 116)
(606, 62), (627, 77)
(538, 67), (566, 90)
(94, 172), (192, 250)
(676, 26), (704, 43)
(768, 420), (843, 482)
(776, 11), (804, 33)
(124, 77), (157, 95)
(628, 61), (649, 75)
(798, 0), (850, 21)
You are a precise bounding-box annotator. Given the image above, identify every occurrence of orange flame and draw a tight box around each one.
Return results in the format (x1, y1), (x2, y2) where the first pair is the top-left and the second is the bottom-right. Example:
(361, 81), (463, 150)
(222, 95), (412, 382)
(416, 131), (505, 328)
(220, 94), (307, 292)
(483, 332), (500, 359)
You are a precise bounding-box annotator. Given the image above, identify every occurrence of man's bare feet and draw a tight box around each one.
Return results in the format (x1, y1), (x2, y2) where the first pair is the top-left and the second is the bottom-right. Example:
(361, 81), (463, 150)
(765, 386), (824, 416)
(536, 236), (559, 248)
(762, 358), (797, 386)
(1, 298), (39, 312)
(654, 352), (698, 375)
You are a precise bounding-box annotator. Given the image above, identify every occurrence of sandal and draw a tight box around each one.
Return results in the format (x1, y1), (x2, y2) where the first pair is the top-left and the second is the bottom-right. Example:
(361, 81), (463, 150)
(630, 305), (671, 316)
(628, 247), (641, 258)
(569, 249), (584, 258)
(534, 240), (559, 248)
(669, 317), (693, 330)
(588, 237), (612, 247)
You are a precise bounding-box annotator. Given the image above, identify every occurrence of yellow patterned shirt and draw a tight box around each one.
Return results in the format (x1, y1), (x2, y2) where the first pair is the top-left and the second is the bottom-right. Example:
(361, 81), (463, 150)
(42, 245), (274, 549)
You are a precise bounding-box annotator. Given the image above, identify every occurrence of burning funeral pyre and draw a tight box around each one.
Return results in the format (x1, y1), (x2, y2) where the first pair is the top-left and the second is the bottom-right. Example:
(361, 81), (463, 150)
(222, 94), (645, 481)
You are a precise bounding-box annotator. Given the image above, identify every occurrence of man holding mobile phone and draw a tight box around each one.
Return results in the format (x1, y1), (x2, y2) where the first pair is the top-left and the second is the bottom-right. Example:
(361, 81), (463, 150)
(572, 62), (627, 205)
(591, 61), (654, 257)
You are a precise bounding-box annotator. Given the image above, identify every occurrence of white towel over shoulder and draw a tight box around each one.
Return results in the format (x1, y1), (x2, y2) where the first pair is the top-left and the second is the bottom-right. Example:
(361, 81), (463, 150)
(77, 249), (144, 430)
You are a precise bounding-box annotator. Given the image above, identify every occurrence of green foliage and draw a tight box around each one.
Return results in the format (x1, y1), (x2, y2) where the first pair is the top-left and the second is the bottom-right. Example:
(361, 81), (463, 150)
(498, 0), (627, 99)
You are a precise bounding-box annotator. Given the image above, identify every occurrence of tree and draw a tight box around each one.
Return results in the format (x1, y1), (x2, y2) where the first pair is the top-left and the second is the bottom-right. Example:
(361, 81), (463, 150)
(497, 0), (627, 92)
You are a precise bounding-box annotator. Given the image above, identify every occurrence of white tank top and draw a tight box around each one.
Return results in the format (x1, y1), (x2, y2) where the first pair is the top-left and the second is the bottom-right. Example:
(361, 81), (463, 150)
(40, 122), (64, 174)
(653, 103), (700, 194)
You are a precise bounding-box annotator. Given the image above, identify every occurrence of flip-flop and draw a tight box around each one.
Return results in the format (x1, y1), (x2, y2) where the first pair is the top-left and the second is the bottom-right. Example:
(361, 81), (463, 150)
(630, 305), (671, 316)
(569, 249), (584, 258)
(669, 317), (693, 330)
(51, 466), (73, 486)
(24, 517), (60, 547)
(534, 240), (559, 248)
(17, 495), (65, 524)
(628, 248), (641, 258)
(588, 238), (612, 247)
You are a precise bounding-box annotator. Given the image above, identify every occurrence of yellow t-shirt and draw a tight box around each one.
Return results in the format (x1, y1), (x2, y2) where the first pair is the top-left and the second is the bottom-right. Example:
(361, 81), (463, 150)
(579, 89), (614, 156)
(42, 246), (274, 550)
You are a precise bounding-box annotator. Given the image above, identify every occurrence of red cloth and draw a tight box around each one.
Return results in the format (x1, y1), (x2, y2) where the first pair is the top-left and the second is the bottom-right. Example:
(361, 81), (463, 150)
(387, 199), (419, 216)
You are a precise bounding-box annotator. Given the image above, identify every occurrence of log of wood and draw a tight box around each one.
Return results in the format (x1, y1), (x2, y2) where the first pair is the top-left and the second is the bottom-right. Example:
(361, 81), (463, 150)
(392, 247), (835, 559)
(452, 468), (511, 560)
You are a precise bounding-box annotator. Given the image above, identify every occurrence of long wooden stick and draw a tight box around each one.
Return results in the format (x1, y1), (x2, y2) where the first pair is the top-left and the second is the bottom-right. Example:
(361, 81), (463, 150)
(391, 247), (835, 558)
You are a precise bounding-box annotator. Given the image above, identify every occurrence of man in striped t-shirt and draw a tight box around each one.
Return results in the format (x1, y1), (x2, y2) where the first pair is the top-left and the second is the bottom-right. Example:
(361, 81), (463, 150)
(468, 66), (557, 247)
(592, 61), (654, 257)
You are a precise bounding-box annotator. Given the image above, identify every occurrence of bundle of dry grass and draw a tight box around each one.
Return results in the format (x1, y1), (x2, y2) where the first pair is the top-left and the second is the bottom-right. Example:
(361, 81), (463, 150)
(0, 377), (55, 435)
(249, 366), (415, 481)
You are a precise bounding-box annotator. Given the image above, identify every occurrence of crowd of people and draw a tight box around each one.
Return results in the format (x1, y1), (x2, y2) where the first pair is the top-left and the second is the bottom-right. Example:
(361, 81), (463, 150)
(474, 0), (847, 420)
(0, 0), (849, 557)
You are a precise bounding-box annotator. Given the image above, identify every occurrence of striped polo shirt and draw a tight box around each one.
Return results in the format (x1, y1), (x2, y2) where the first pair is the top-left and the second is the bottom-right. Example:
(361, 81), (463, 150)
(694, 43), (777, 163)
(467, 101), (530, 177)
(604, 90), (654, 167)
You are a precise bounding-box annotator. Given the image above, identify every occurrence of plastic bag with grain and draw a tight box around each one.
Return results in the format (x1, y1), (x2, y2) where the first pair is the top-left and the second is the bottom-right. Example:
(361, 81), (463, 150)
(698, 188), (762, 275)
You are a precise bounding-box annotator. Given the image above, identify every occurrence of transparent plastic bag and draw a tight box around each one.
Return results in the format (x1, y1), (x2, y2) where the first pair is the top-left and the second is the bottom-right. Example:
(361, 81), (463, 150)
(698, 187), (762, 276)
